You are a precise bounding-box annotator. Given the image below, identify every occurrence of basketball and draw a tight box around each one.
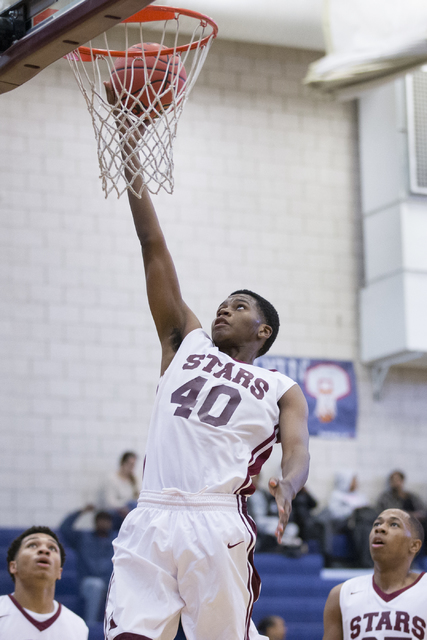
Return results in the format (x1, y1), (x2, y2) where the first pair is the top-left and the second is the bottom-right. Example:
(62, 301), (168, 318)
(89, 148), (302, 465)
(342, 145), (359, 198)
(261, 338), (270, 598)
(110, 42), (187, 119)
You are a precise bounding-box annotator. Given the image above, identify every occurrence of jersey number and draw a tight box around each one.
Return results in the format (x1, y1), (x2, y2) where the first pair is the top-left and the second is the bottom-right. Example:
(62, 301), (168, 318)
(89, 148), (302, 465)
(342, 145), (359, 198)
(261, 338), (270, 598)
(171, 376), (241, 427)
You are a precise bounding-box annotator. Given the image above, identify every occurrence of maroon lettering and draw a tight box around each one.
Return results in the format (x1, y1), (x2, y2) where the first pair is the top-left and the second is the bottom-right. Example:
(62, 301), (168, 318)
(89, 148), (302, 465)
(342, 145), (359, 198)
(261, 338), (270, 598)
(198, 385), (241, 427)
(183, 354), (206, 370)
(394, 612), (410, 633)
(413, 616), (426, 640)
(350, 616), (361, 638)
(213, 362), (234, 381)
(375, 612), (392, 631)
(232, 368), (254, 388)
(171, 377), (242, 427)
(250, 378), (269, 400)
(171, 377), (207, 418)
(202, 354), (223, 373)
(363, 613), (380, 632)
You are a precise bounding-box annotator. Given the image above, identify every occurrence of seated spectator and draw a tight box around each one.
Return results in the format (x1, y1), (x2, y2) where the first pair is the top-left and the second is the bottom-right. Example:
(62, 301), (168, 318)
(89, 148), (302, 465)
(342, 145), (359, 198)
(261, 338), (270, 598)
(98, 451), (140, 529)
(291, 486), (321, 543)
(257, 615), (287, 640)
(328, 471), (369, 521)
(59, 505), (115, 624)
(376, 469), (427, 526)
(321, 470), (376, 568)
(248, 475), (306, 556)
(0, 526), (88, 639)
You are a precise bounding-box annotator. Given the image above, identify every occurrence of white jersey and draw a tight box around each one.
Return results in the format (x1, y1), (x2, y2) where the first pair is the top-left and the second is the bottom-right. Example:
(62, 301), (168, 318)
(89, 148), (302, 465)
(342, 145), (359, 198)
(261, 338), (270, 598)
(339, 572), (427, 640)
(0, 594), (89, 639)
(142, 328), (296, 495)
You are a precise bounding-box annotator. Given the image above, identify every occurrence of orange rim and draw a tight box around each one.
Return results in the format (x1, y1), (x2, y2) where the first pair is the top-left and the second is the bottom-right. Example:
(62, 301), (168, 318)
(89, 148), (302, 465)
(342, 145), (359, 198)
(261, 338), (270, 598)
(76, 4), (218, 59)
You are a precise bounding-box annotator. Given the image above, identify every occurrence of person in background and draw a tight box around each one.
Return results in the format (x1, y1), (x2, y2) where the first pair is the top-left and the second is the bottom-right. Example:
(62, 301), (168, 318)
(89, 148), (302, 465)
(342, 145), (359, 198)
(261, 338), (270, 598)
(100, 451), (140, 529)
(322, 470), (376, 567)
(0, 526), (88, 638)
(376, 470), (426, 539)
(328, 471), (369, 522)
(59, 505), (115, 624)
(257, 615), (287, 640)
(291, 486), (321, 544)
(248, 475), (306, 556)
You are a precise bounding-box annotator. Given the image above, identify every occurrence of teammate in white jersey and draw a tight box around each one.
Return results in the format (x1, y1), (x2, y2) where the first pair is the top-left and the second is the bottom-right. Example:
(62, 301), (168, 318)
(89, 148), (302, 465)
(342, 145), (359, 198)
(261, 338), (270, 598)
(0, 526), (88, 639)
(103, 92), (310, 640)
(323, 508), (426, 640)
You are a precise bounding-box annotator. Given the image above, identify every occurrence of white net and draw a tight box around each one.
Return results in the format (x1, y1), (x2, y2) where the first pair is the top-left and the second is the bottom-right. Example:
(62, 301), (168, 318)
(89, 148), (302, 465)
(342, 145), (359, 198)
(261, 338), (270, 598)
(67, 6), (217, 197)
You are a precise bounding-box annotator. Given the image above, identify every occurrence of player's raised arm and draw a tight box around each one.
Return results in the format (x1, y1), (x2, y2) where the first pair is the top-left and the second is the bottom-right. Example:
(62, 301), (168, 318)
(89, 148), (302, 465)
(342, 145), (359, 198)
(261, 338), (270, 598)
(126, 183), (200, 373)
(322, 584), (344, 640)
(105, 83), (201, 373)
(268, 384), (309, 543)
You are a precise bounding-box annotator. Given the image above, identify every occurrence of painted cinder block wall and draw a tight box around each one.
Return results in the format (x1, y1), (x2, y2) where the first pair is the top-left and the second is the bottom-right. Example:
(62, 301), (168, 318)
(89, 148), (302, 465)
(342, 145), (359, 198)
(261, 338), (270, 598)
(0, 38), (426, 527)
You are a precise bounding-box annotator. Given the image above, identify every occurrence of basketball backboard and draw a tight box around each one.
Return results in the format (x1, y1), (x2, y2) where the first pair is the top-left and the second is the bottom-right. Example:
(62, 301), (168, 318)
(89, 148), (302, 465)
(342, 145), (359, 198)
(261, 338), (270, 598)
(0, 0), (154, 93)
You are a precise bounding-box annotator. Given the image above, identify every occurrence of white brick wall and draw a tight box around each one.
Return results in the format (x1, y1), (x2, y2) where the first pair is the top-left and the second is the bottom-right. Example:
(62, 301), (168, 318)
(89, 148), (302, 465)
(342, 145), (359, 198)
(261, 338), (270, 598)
(0, 39), (426, 528)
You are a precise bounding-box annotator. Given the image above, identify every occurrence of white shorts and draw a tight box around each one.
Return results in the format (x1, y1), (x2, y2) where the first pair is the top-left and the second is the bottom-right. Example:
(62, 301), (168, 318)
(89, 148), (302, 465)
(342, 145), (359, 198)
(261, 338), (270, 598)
(105, 491), (267, 640)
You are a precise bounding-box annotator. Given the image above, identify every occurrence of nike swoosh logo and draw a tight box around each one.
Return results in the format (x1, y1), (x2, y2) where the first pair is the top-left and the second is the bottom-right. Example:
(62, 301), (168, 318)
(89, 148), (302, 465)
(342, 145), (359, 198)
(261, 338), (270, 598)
(351, 591), (364, 595)
(227, 541), (244, 549)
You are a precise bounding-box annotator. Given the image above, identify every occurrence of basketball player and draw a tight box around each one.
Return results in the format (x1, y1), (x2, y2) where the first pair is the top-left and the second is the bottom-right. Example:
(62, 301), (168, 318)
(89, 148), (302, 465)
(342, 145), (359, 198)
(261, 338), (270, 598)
(0, 526), (89, 638)
(103, 86), (310, 640)
(322, 508), (426, 640)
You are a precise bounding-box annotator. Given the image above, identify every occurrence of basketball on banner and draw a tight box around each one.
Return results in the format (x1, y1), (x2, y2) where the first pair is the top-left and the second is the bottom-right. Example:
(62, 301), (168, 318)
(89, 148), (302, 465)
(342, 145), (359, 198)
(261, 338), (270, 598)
(256, 355), (358, 438)
(305, 363), (351, 423)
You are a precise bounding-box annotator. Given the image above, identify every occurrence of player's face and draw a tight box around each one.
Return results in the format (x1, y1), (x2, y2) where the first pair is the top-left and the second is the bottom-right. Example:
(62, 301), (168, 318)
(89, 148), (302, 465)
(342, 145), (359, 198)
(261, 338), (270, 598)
(211, 294), (269, 351)
(369, 509), (416, 562)
(9, 533), (63, 585)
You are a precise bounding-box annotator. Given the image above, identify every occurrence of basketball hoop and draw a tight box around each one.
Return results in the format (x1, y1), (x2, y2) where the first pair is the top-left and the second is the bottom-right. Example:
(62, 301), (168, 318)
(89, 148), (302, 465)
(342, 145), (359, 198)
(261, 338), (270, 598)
(67, 5), (218, 197)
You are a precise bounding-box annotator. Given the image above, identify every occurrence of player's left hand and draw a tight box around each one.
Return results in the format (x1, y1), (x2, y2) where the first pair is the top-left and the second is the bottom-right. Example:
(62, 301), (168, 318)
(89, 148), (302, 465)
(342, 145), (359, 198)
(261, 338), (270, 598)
(104, 81), (146, 140)
(268, 477), (293, 544)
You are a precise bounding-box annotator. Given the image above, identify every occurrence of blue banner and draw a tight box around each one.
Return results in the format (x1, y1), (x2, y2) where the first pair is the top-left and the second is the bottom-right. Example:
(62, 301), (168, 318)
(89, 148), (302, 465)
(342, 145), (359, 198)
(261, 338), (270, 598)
(256, 356), (358, 438)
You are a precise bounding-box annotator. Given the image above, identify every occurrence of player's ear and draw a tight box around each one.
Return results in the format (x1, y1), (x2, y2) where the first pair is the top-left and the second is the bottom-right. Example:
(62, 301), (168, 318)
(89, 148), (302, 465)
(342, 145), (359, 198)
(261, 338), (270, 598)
(56, 566), (63, 581)
(258, 324), (272, 340)
(8, 561), (17, 578)
(410, 538), (422, 556)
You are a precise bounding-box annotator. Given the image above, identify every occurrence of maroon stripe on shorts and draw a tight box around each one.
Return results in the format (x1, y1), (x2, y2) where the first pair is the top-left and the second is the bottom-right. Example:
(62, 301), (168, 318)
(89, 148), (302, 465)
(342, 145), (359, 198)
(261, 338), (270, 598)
(237, 495), (260, 640)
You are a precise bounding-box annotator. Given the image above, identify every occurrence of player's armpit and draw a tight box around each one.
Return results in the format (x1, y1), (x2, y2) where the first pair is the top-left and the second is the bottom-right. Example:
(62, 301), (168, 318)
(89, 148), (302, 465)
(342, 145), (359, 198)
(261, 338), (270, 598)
(323, 584), (344, 640)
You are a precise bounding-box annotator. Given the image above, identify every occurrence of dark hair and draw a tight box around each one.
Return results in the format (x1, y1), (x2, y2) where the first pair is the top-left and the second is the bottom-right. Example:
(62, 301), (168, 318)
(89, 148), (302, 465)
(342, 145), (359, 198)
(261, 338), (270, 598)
(257, 615), (280, 634)
(120, 451), (137, 466)
(231, 289), (280, 357)
(390, 470), (405, 481)
(408, 513), (425, 552)
(95, 511), (113, 523)
(7, 526), (66, 581)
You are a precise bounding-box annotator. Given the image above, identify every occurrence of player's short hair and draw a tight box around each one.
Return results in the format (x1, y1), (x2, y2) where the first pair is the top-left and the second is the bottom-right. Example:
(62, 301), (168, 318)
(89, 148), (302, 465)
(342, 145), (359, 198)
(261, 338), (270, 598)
(230, 289), (280, 357)
(7, 526), (66, 581)
(407, 513), (425, 552)
(257, 615), (280, 634)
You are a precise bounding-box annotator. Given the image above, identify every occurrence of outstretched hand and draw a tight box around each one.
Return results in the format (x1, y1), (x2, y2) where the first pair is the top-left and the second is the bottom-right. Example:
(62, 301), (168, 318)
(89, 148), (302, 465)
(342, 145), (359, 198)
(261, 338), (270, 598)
(104, 80), (146, 143)
(268, 477), (293, 544)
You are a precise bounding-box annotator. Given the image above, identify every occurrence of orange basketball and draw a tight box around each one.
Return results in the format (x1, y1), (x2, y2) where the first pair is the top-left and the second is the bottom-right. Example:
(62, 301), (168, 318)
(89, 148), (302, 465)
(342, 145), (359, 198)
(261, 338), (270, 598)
(110, 42), (187, 119)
